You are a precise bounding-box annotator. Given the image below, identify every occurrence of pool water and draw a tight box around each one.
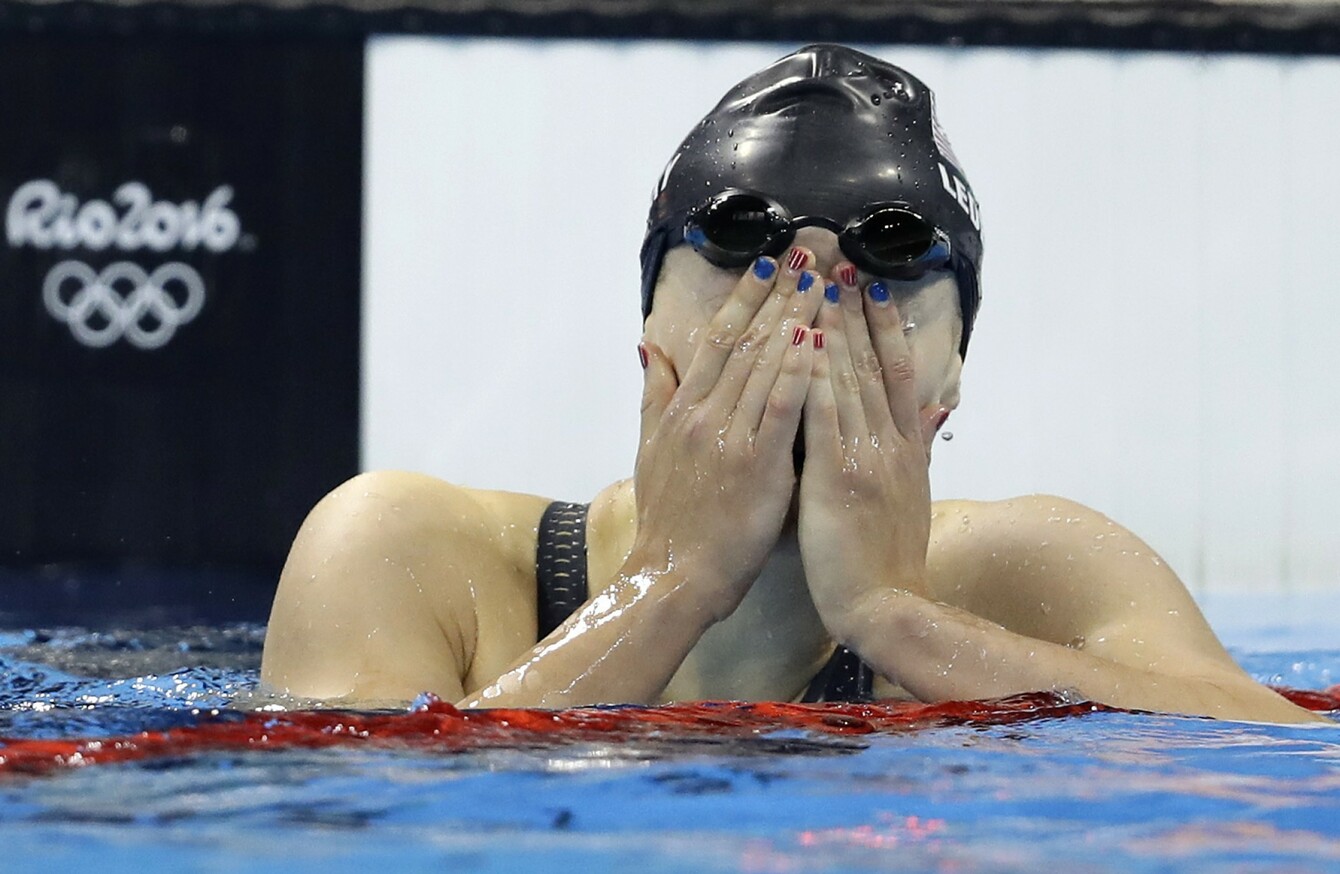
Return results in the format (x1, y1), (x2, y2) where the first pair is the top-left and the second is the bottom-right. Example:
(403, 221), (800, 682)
(1, 594), (1337, 871)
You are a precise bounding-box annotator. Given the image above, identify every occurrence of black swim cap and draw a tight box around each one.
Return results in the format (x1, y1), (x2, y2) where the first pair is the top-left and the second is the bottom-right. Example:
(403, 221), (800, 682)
(640, 44), (984, 357)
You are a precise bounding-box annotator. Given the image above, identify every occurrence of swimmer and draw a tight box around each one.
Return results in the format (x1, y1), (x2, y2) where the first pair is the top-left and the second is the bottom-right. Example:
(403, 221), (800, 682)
(260, 44), (1327, 723)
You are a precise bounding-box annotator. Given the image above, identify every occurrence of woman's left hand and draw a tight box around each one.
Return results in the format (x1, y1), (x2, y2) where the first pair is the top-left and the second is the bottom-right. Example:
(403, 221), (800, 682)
(798, 269), (946, 644)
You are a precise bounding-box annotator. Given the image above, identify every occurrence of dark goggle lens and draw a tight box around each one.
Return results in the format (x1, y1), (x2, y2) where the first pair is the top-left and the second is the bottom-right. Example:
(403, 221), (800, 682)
(687, 194), (788, 255)
(855, 208), (941, 265)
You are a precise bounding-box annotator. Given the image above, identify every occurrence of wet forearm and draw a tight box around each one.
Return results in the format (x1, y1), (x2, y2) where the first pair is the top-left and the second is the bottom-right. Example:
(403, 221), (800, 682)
(459, 559), (717, 709)
(839, 590), (1327, 724)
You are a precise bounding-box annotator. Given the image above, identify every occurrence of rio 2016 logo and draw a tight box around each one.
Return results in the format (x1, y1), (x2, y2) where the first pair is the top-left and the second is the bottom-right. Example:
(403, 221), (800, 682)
(6, 180), (242, 349)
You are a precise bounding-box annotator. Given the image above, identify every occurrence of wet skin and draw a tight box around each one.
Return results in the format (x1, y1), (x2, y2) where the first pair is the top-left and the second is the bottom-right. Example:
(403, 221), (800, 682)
(260, 229), (1327, 723)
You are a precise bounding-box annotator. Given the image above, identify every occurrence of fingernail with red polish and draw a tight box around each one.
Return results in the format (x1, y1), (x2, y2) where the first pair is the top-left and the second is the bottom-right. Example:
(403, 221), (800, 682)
(786, 247), (808, 273)
(839, 263), (858, 287)
(812, 329), (826, 350)
(935, 408), (950, 431)
(638, 344), (649, 369)
(792, 325), (808, 346)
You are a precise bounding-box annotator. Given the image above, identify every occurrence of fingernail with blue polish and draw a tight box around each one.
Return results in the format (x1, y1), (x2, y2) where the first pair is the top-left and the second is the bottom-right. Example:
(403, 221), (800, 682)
(753, 257), (776, 280)
(868, 281), (890, 304)
(797, 271), (814, 293)
(824, 282), (840, 303)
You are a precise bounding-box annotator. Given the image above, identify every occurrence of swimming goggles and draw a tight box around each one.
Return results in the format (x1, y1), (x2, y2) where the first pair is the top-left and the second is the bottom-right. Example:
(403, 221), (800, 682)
(679, 189), (952, 281)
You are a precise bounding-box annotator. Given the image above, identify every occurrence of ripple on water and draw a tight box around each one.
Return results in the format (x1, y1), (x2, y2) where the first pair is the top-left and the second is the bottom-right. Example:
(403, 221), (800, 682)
(0, 623), (1336, 871)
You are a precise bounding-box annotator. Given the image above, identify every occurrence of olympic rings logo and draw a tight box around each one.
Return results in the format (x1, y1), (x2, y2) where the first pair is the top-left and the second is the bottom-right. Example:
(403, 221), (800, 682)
(42, 260), (206, 350)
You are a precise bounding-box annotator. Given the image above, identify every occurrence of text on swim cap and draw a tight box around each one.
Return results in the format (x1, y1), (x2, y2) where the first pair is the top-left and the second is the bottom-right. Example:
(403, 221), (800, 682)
(937, 163), (980, 232)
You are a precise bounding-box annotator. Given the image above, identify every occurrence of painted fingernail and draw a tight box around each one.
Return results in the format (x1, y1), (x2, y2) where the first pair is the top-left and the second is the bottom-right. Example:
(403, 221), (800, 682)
(792, 325), (808, 346)
(753, 257), (776, 280)
(812, 329), (826, 350)
(838, 263), (858, 287)
(868, 281), (890, 304)
(785, 247), (808, 273)
(935, 408), (950, 431)
(824, 282), (840, 304)
(638, 343), (649, 369)
(797, 271), (815, 293)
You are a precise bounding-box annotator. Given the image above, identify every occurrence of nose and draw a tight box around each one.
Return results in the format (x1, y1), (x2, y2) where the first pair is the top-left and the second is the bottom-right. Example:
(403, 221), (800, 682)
(792, 227), (845, 282)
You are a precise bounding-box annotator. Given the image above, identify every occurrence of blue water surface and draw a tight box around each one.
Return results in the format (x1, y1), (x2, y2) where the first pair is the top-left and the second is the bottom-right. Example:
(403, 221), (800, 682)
(0, 593), (1337, 872)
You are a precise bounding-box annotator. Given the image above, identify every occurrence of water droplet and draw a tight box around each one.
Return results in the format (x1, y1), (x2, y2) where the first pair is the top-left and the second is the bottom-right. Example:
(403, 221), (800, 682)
(871, 94), (882, 105)
(727, 128), (734, 137)
(1040, 602), (1052, 615)
(940, 430), (953, 441)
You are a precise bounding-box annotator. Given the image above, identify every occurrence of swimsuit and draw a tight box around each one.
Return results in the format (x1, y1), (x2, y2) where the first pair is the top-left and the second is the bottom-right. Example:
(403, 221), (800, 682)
(535, 500), (874, 703)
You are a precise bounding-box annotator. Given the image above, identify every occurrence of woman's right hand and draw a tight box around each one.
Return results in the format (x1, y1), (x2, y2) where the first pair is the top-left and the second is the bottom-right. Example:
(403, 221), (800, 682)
(631, 250), (825, 621)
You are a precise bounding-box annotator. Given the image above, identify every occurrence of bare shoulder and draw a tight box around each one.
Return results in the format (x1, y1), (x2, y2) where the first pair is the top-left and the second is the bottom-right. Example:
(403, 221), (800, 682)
(930, 493), (1142, 560)
(928, 493), (1172, 589)
(926, 494), (1237, 674)
(308, 470), (554, 572)
(261, 470), (556, 702)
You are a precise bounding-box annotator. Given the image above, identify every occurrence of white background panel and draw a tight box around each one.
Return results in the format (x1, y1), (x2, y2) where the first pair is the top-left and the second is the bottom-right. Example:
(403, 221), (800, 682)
(1283, 59), (1340, 591)
(364, 38), (1340, 593)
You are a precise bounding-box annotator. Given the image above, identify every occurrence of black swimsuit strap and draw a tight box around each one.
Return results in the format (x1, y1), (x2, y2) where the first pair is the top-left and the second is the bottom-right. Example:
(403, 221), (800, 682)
(535, 501), (591, 638)
(801, 646), (875, 703)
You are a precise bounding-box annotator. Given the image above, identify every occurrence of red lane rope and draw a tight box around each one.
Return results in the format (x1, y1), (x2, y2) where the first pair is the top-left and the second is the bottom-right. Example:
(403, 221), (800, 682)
(3, 685), (1336, 776)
